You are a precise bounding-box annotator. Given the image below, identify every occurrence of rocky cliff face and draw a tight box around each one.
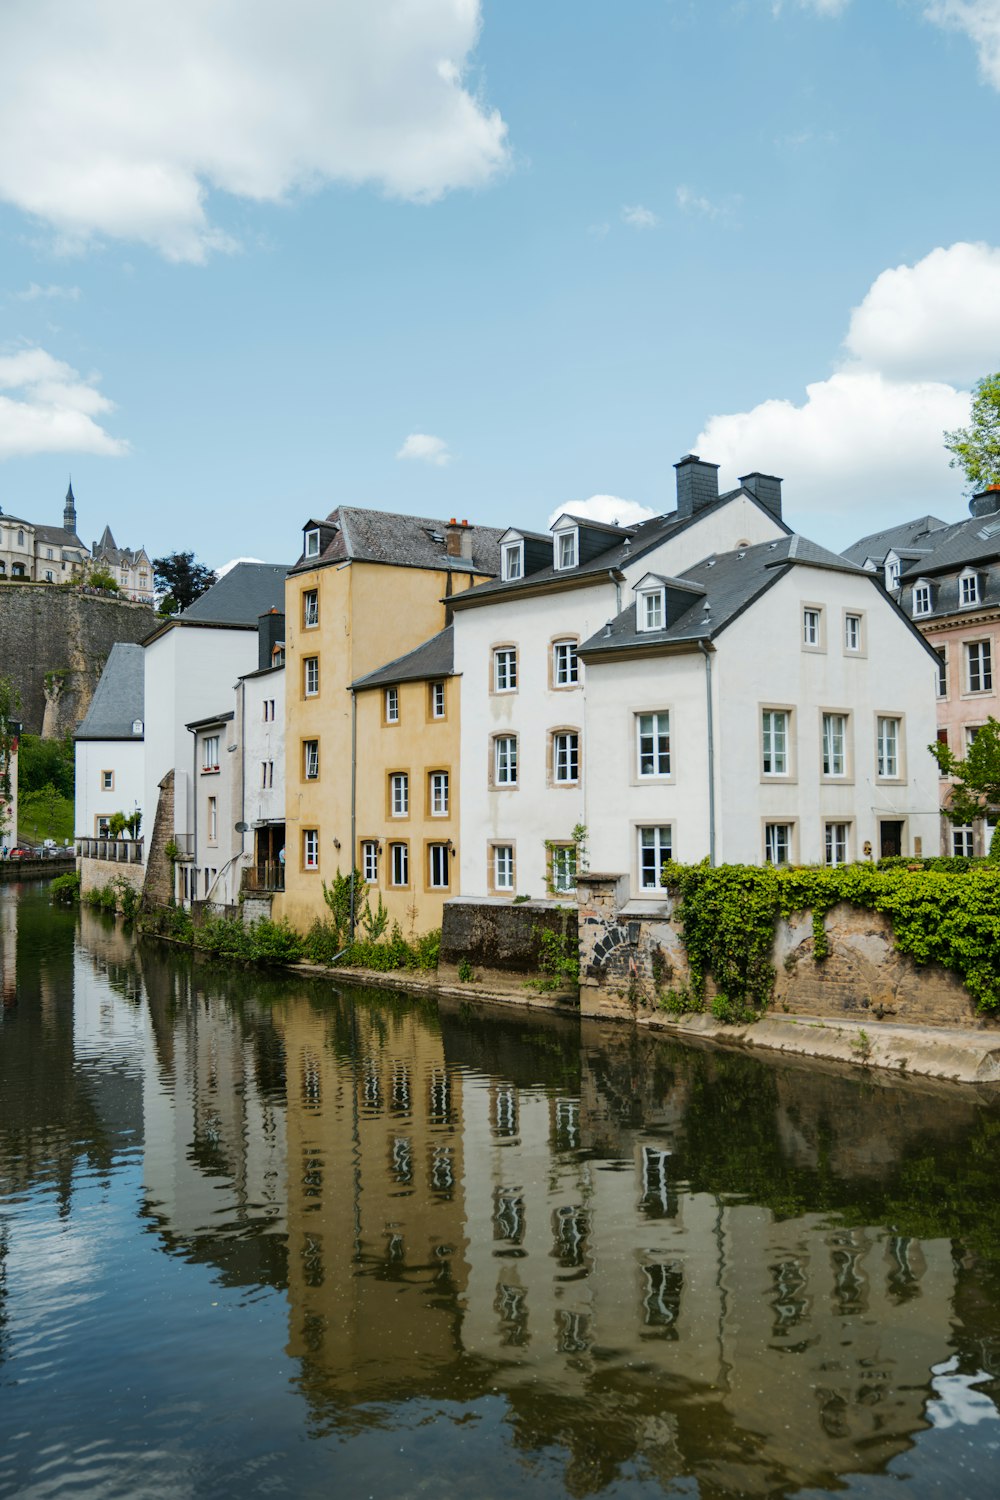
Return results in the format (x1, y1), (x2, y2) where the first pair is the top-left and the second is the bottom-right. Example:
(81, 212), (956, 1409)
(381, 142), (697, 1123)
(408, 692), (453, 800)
(0, 586), (153, 737)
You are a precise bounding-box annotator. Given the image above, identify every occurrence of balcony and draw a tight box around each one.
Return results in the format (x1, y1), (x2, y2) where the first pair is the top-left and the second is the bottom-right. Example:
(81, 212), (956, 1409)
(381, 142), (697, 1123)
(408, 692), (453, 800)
(76, 837), (145, 865)
(242, 861), (285, 894)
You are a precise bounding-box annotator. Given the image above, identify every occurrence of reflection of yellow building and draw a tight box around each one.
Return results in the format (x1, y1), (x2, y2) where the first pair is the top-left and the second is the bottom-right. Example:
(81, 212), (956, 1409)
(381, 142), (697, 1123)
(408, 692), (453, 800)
(350, 627), (458, 933)
(279, 510), (500, 932)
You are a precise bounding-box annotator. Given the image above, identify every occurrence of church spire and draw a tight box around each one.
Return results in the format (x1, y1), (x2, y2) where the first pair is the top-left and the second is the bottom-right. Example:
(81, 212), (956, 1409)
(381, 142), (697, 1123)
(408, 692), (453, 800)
(64, 479), (76, 533)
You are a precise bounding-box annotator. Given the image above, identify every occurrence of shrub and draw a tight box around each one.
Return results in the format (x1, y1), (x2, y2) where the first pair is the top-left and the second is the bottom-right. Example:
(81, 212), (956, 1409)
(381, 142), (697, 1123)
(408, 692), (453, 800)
(50, 870), (81, 903)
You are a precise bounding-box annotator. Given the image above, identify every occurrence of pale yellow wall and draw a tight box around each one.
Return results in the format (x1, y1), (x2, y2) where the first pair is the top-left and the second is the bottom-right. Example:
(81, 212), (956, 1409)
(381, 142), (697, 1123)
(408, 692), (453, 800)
(278, 559), (480, 932)
(353, 675), (459, 935)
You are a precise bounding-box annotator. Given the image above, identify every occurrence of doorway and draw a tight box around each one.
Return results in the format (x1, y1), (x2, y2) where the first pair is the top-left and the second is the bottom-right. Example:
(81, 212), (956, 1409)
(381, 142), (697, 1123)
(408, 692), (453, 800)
(879, 820), (904, 858)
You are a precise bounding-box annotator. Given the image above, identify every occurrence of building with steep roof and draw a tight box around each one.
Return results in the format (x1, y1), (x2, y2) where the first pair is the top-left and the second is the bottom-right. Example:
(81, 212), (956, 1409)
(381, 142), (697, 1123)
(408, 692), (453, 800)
(73, 643), (145, 888)
(0, 483), (89, 584)
(90, 525), (154, 602)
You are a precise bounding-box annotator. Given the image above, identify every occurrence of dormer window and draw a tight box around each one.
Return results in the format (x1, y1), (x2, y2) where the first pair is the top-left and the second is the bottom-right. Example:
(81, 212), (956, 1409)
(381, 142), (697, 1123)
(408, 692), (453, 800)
(885, 558), (901, 591)
(501, 541), (523, 581)
(912, 579), (932, 617)
(304, 527), (320, 559)
(637, 587), (665, 632)
(555, 530), (578, 569)
(960, 570), (981, 607)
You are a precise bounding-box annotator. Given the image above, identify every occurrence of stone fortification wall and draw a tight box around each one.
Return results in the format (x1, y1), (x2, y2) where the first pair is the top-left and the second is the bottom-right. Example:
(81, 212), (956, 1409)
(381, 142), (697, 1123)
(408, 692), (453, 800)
(0, 586), (153, 736)
(142, 771), (175, 908)
(577, 875), (999, 1031)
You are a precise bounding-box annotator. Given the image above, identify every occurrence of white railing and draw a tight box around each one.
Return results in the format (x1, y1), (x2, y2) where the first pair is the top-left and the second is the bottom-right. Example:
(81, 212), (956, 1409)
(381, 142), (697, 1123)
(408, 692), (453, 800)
(76, 837), (145, 865)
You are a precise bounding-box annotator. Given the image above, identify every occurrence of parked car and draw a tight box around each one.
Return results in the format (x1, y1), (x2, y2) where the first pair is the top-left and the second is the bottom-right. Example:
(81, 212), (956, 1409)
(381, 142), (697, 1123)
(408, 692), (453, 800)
(8, 845), (37, 860)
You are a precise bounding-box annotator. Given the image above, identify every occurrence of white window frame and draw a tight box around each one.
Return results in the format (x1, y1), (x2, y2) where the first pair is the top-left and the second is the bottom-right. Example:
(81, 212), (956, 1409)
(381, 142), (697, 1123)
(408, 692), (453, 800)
(762, 709), (790, 777)
(208, 796), (218, 844)
(952, 826), (975, 858)
(101, 769), (114, 791)
(802, 607), (822, 649)
(202, 735), (220, 772)
(430, 681), (446, 718)
(636, 711), (670, 779)
(390, 773), (409, 817)
(764, 823), (792, 866)
(304, 739), (319, 780)
(552, 731), (579, 785)
(303, 829), (319, 869)
(362, 840), (379, 883)
(822, 712), (848, 778)
(555, 529), (578, 570)
(637, 826), (672, 891)
(876, 716), (900, 779)
(549, 843), (577, 892)
(304, 657), (319, 697)
(385, 687), (399, 723)
(912, 581), (932, 617)
(390, 841), (409, 887)
(885, 559), (901, 591)
(637, 589), (665, 632)
(428, 843), (451, 889)
(429, 770), (449, 816)
(553, 639), (579, 686)
(303, 588), (319, 628)
(966, 639), (993, 694)
(493, 647), (517, 693)
(493, 735), (517, 786)
(960, 570), (981, 608)
(844, 612), (863, 652)
(493, 844), (514, 891)
(935, 648), (947, 698)
(824, 822), (850, 868)
(501, 541), (523, 581)
(304, 527), (320, 558)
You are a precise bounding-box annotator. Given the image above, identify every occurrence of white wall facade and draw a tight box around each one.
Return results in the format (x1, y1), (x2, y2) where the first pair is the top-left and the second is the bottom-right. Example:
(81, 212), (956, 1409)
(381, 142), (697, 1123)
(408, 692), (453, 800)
(455, 496), (787, 899)
(241, 667), (285, 831)
(584, 568), (940, 889)
(75, 739), (145, 839)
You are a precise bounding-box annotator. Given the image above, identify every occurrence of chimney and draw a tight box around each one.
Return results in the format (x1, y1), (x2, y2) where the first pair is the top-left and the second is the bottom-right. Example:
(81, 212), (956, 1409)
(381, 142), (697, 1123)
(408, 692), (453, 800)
(970, 485), (1000, 519)
(257, 609), (285, 672)
(446, 518), (474, 560)
(674, 455), (719, 519)
(740, 471), (783, 521)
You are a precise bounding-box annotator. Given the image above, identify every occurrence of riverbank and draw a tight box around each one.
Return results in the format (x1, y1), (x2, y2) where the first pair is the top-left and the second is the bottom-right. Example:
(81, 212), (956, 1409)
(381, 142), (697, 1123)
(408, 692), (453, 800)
(284, 960), (1000, 1087)
(0, 857), (75, 883)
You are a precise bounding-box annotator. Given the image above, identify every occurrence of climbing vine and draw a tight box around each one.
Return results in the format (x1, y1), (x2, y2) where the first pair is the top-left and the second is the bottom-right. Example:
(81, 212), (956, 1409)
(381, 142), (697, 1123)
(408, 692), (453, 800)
(663, 861), (1000, 1018)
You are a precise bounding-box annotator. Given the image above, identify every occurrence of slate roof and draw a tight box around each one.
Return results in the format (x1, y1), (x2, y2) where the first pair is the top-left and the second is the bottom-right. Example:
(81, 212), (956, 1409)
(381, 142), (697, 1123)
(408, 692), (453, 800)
(897, 506), (1000, 577)
(352, 626), (454, 691)
(92, 525), (148, 567)
(74, 644), (144, 740)
(579, 535), (893, 658)
(449, 486), (793, 609)
(175, 562), (289, 626)
(290, 506), (505, 577)
(841, 514), (948, 567)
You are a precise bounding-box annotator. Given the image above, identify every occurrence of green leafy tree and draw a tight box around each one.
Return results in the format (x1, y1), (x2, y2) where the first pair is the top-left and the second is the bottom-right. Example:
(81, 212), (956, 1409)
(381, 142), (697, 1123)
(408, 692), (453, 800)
(944, 371), (1000, 493)
(930, 718), (1000, 856)
(87, 566), (119, 592)
(0, 675), (21, 845)
(17, 734), (74, 797)
(153, 551), (217, 616)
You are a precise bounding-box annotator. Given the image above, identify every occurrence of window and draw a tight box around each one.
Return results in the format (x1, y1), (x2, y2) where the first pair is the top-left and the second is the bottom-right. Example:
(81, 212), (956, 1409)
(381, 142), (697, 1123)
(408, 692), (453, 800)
(493, 844), (514, 891)
(638, 826), (672, 891)
(304, 528), (320, 558)
(824, 822), (850, 867)
(966, 640), (993, 693)
(494, 647), (517, 693)
(935, 648), (947, 698)
(362, 840), (379, 883)
(555, 530), (578, 570)
(202, 735), (220, 772)
(390, 842), (409, 886)
(953, 826), (975, 857)
(966, 724), (983, 751)
(304, 739), (319, 780)
(885, 559), (901, 591)
(936, 727), (949, 750)
(638, 589), (665, 632)
(802, 607), (821, 647)
(96, 815), (111, 837)
(553, 731), (579, 784)
(16, 529), (24, 547)
(913, 582), (932, 616)
(430, 681), (446, 718)
(429, 771), (449, 816)
(553, 640), (579, 686)
(385, 687), (399, 723)
(261, 760), (273, 789)
(263, 698), (276, 721)
(844, 613), (863, 651)
(494, 735), (517, 785)
(303, 588), (319, 627)
(877, 716), (900, 778)
(501, 541), (523, 581)
(390, 773), (409, 816)
(762, 710), (789, 776)
(208, 796), (218, 843)
(101, 769), (114, 791)
(764, 823), (792, 866)
(303, 829), (319, 869)
(961, 571), (981, 607)
(549, 843), (577, 892)
(304, 656), (319, 697)
(428, 844), (450, 889)
(822, 713), (847, 777)
(637, 712), (670, 778)
(45, 571), (54, 583)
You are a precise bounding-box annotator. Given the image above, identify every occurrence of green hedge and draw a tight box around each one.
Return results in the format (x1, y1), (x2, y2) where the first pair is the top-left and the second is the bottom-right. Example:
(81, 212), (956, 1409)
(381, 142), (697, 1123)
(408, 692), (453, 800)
(663, 861), (1000, 1020)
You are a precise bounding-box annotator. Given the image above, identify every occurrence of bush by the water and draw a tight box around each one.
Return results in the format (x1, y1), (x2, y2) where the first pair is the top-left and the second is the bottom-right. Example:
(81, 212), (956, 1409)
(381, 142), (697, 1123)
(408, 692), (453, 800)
(50, 871), (81, 903)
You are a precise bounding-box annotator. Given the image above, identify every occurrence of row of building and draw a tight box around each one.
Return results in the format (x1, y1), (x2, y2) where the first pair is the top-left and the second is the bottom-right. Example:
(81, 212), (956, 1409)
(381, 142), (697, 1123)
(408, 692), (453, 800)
(74, 454), (1000, 934)
(0, 484), (154, 600)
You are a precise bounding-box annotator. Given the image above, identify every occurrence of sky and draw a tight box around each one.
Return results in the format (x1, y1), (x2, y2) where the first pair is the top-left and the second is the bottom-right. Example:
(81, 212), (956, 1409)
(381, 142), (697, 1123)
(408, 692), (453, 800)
(1, 0), (1000, 569)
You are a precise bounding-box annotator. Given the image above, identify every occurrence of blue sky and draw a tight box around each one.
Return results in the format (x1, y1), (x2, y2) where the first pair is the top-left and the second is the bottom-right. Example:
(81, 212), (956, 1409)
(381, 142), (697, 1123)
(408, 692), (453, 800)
(1, 0), (999, 567)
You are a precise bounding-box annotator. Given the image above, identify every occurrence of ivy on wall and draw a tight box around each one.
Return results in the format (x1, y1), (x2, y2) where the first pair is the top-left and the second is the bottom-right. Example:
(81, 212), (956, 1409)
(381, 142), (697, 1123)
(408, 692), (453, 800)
(664, 862), (1000, 1020)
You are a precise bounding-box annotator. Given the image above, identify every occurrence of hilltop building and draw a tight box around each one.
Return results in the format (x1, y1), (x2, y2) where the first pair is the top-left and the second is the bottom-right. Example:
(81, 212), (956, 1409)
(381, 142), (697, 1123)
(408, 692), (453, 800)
(0, 483), (152, 598)
(90, 525), (154, 602)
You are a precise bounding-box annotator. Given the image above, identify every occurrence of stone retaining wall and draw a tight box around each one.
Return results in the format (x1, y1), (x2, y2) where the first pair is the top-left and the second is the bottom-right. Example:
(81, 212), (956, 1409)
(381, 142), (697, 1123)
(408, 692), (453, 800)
(79, 856), (144, 901)
(439, 896), (578, 994)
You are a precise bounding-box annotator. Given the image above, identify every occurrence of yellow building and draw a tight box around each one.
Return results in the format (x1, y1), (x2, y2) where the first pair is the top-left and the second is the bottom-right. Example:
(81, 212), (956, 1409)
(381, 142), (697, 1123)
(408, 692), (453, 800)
(278, 508), (500, 934)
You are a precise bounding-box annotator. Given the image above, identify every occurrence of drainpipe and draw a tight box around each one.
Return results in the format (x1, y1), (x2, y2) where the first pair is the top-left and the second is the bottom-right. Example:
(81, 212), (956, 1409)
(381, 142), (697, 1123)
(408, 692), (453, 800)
(698, 642), (716, 867)
(349, 687), (357, 938)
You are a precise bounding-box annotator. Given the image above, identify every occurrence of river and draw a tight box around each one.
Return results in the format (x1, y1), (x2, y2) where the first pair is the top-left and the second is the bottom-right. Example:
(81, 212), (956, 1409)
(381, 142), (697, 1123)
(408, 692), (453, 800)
(1, 880), (999, 1498)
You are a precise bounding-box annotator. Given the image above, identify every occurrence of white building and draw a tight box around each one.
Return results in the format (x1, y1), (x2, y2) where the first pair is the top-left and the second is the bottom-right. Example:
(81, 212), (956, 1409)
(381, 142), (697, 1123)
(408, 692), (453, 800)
(450, 457), (789, 899)
(142, 563), (287, 894)
(74, 643), (145, 838)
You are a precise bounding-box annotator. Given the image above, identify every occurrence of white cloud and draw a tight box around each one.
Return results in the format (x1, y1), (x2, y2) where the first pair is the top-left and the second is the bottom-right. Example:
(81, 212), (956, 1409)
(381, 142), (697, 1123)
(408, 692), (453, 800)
(15, 283), (81, 302)
(621, 204), (659, 230)
(548, 494), (658, 529)
(925, 2), (1000, 88)
(676, 185), (741, 223)
(0, 1), (510, 263)
(772, 1), (851, 15)
(0, 346), (127, 459)
(845, 241), (1000, 384)
(690, 241), (1000, 530)
(216, 556), (264, 577)
(396, 432), (452, 467)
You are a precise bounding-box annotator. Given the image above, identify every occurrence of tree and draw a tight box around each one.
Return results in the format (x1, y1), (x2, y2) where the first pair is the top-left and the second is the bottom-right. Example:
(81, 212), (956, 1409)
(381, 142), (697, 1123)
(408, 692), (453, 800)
(0, 676), (20, 846)
(930, 719), (1000, 857)
(944, 371), (1000, 493)
(153, 551), (217, 616)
